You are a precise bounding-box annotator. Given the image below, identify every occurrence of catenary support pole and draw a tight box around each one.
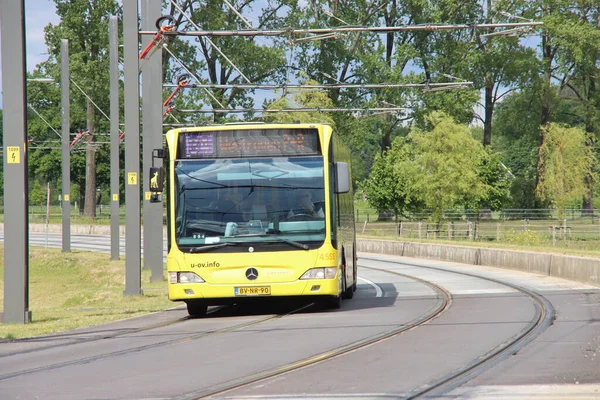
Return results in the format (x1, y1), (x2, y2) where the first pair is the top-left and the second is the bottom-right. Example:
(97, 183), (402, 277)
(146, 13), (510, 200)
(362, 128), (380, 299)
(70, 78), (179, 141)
(1, 0), (31, 323)
(142, 0), (165, 281)
(123, 0), (142, 295)
(109, 16), (120, 261)
(61, 39), (71, 253)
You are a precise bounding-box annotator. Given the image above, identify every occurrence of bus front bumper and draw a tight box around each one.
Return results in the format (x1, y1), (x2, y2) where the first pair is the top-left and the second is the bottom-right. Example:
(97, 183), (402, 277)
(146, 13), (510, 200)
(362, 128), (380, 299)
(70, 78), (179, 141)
(168, 278), (339, 302)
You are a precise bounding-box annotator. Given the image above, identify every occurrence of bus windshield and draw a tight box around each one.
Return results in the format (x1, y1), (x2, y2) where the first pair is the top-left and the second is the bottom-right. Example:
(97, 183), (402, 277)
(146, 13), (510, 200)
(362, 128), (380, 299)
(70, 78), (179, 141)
(174, 156), (326, 251)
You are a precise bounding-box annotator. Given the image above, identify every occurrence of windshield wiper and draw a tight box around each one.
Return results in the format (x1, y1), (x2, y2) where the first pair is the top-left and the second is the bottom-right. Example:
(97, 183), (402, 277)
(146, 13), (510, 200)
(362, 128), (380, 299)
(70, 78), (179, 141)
(270, 237), (310, 251)
(232, 233), (309, 251)
(188, 242), (239, 253)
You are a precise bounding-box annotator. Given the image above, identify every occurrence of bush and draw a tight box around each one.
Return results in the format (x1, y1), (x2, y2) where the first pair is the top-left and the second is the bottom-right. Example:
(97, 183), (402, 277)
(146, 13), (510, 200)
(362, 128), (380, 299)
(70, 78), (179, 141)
(503, 229), (544, 246)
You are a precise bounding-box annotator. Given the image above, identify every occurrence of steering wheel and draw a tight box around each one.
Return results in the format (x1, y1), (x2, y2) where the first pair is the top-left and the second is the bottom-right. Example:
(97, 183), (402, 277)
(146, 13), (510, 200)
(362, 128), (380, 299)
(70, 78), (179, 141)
(285, 213), (316, 221)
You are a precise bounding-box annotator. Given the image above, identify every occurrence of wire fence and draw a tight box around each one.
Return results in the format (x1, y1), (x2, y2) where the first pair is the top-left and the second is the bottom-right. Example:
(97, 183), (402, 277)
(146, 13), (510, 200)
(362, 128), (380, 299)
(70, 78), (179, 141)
(5, 206), (600, 249)
(354, 208), (600, 223)
(355, 209), (600, 248)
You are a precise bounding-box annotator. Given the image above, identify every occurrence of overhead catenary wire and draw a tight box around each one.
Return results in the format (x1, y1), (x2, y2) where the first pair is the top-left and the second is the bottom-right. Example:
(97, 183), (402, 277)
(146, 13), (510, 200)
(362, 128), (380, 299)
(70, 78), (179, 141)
(173, 107), (407, 114)
(168, 1), (252, 83)
(164, 82), (473, 90)
(161, 44), (226, 108)
(222, 0), (254, 30)
(140, 22), (543, 38)
(27, 104), (62, 139)
(70, 78), (124, 137)
(70, 78), (112, 122)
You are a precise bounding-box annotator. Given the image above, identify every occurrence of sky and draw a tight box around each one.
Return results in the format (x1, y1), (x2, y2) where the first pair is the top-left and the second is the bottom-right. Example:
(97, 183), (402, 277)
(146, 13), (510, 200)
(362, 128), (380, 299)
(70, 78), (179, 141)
(0, 0), (60, 108)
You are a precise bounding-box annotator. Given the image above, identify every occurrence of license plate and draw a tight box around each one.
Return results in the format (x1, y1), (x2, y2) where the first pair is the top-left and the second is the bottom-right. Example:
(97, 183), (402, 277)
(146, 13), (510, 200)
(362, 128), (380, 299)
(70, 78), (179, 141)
(234, 286), (271, 296)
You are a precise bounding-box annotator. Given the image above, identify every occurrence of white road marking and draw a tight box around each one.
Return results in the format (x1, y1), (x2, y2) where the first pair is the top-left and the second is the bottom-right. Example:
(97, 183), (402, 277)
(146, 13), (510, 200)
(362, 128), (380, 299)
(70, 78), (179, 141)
(358, 276), (383, 298)
(447, 384), (600, 399)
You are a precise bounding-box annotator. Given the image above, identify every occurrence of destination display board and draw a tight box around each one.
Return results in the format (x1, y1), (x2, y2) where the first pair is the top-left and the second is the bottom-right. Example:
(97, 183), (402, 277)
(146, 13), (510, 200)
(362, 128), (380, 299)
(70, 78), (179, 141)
(178, 128), (321, 159)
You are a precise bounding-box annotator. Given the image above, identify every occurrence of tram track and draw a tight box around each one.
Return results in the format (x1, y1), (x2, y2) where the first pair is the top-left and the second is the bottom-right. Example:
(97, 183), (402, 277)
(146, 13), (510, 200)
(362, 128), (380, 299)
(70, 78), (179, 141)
(175, 269), (453, 400)
(360, 256), (556, 399)
(0, 303), (314, 381)
(0, 310), (189, 358)
(177, 257), (555, 400)
(0, 249), (556, 399)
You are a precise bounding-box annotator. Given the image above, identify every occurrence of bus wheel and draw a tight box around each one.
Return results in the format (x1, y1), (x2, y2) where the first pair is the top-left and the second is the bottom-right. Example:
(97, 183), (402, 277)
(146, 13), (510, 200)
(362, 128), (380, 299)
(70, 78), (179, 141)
(324, 272), (343, 309)
(186, 301), (208, 317)
(342, 266), (354, 299)
(324, 294), (342, 309)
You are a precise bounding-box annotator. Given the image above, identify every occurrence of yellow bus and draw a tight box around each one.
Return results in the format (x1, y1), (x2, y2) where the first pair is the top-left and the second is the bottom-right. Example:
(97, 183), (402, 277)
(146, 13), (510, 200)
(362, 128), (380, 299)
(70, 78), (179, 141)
(151, 123), (356, 316)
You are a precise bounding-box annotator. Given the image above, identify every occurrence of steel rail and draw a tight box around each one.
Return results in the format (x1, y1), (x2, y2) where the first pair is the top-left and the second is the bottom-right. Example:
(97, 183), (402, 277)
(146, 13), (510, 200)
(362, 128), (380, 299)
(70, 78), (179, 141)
(177, 269), (452, 400)
(0, 311), (189, 358)
(0, 303), (314, 381)
(359, 256), (556, 399)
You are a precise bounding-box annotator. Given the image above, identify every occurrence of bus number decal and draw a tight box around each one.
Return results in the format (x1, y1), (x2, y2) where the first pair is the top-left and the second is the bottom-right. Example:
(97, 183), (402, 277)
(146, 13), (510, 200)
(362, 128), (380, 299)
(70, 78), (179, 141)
(319, 253), (336, 261)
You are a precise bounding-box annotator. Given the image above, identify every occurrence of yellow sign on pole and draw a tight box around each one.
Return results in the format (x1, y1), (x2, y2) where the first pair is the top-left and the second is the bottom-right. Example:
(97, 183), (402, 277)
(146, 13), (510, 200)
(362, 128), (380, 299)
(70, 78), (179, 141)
(145, 192), (151, 200)
(7, 146), (20, 163)
(64, 194), (70, 201)
(112, 193), (119, 201)
(127, 172), (137, 185)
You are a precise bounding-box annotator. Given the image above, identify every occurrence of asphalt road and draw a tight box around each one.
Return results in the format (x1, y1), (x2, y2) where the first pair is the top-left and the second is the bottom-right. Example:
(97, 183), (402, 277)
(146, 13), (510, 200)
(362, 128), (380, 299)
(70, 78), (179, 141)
(0, 233), (599, 399)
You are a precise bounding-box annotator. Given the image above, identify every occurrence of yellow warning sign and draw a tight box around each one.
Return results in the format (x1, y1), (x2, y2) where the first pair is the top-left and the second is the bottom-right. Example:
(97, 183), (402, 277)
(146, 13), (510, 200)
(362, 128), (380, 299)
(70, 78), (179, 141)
(7, 146), (20, 163)
(64, 194), (70, 201)
(112, 193), (119, 201)
(145, 192), (151, 200)
(127, 172), (137, 185)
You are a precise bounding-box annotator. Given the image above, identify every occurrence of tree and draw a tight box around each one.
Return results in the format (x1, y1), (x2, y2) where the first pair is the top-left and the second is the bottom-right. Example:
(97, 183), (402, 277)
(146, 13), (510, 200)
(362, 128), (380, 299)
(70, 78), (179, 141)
(262, 79), (335, 125)
(536, 123), (596, 218)
(399, 112), (489, 223)
(470, 147), (513, 211)
(363, 146), (413, 221)
(544, 5), (600, 212)
(43, 0), (122, 217)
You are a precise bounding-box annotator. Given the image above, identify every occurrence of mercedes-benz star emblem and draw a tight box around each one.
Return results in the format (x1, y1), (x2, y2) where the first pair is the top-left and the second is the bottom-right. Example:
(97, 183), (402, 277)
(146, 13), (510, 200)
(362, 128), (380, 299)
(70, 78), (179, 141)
(245, 267), (258, 281)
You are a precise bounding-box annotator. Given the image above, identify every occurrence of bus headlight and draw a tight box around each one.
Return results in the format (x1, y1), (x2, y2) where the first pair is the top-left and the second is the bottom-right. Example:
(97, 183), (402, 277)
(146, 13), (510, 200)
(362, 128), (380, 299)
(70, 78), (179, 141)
(300, 267), (337, 280)
(169, 272), (205, 283)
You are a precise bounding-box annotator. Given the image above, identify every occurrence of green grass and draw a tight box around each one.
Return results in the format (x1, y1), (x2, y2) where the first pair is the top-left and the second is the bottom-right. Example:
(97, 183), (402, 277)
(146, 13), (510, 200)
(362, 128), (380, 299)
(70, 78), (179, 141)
(3, 215), (600, 340)
(0, 246), (174, 340)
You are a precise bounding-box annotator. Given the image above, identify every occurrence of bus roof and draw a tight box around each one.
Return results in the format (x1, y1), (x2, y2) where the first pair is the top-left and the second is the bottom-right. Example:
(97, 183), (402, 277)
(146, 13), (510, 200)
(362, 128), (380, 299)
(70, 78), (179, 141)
(172, 122), (332, 133)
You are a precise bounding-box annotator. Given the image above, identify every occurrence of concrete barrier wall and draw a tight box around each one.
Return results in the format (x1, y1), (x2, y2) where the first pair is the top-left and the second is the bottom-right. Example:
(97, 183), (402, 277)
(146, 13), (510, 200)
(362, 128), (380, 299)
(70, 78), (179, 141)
(358, 239), (599, 287)
(4, 224), (598, 287)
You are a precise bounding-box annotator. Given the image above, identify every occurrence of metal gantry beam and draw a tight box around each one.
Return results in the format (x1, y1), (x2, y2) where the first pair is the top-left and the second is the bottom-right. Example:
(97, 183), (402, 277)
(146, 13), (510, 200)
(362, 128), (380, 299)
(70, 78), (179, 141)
(1, 0), (31, 324)
(173, 107), (407, 114)
(164, 82), (473, 90)
(109, 16), (120, 261)
(123, 0), (142, 296)
(61, 39), (71, 253)
(140, 21), (543, 38)
(141, 0), (164, 282)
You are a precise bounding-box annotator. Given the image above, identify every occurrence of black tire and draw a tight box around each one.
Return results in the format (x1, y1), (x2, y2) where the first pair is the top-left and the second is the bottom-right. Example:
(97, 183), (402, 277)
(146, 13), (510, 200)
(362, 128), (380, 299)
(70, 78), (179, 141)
(352, 247), (358, 292)
(186, 301), (208, 317)
(324, 294), (342, 309)
(324, 266), (343, 309)
(343, 282), (354, 299)
(342, 265), (354, 299)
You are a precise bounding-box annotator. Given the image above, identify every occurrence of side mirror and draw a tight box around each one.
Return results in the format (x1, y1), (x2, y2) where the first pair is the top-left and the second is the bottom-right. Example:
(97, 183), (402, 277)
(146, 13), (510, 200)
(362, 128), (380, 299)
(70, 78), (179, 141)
(334, 162), (350, 194)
